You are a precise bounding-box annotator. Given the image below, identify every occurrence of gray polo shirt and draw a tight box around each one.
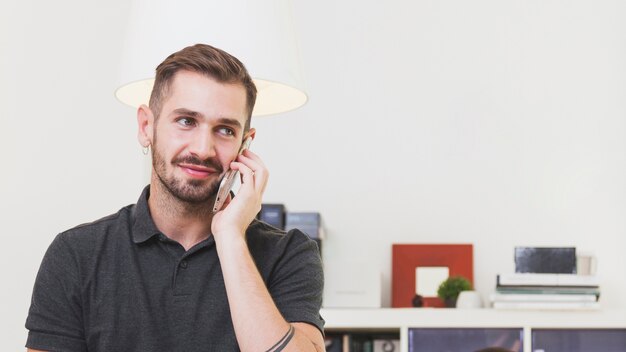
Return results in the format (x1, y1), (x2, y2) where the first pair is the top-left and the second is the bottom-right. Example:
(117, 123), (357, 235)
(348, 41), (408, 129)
(26, 186), (324, 351)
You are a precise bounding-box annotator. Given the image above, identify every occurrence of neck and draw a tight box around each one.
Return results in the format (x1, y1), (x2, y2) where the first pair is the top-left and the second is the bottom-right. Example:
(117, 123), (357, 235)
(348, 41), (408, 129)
(148, 177), (215, 251)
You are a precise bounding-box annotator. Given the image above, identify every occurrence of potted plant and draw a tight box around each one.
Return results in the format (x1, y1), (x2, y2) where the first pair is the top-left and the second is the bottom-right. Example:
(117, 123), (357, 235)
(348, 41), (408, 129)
(437, 276), (472, 307)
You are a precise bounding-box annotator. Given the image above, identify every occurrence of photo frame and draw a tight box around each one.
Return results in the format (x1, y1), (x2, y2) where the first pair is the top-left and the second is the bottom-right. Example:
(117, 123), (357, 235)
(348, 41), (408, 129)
(392, 244), (473, 308)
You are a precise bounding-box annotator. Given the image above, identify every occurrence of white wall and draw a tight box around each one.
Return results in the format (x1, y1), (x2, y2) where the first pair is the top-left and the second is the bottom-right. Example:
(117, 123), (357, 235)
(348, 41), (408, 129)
(279, 0), (626, 309)
(2, 0), (626, 350)
(0, 0), (140, 349)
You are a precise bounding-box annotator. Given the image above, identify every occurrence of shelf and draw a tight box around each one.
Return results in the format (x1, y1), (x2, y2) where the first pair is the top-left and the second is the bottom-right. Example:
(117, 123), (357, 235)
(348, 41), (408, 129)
(321, 308), (626, 329)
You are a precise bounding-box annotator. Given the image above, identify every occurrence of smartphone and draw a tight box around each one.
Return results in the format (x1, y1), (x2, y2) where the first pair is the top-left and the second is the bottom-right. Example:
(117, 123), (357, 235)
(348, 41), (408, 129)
(212, 137), (253, 213)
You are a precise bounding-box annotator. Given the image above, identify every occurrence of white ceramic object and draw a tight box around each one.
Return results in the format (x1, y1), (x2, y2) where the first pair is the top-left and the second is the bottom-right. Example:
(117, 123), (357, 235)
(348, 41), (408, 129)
(456, 291), (483, 309)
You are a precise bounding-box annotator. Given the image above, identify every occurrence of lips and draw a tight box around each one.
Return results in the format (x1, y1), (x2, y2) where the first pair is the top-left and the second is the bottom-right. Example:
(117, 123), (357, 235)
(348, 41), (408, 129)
(178, 164), (218, 179)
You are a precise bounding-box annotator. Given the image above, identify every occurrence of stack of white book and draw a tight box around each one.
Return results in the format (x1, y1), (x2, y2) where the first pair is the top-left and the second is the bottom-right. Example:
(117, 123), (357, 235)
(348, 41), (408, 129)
(491, 273), (600, 310)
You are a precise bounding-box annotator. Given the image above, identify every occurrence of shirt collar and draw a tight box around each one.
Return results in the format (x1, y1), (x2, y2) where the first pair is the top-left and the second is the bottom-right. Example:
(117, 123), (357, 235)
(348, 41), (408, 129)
(131, 185), (162, 244)
(130, 186), (235, 245)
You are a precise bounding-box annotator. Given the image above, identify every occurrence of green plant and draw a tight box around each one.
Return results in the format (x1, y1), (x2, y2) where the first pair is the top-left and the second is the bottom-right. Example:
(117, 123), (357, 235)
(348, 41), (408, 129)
(437, 276), (472, 301)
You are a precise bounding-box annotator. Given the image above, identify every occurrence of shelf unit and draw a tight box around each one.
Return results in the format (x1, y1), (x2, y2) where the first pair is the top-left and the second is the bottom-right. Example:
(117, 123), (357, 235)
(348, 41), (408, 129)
(321, 308), (626, 352)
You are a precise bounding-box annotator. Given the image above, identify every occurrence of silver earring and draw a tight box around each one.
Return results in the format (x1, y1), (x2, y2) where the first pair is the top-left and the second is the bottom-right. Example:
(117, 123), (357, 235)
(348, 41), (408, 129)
(142, 145), (150, 155)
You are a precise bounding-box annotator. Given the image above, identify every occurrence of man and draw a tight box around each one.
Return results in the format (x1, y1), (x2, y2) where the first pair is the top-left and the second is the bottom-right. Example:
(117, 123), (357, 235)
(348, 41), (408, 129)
(26, 44), (325, 352)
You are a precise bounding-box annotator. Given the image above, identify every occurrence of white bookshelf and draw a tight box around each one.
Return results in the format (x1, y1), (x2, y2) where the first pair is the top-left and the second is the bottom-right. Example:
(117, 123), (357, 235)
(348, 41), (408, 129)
(321, 308), (626, 352)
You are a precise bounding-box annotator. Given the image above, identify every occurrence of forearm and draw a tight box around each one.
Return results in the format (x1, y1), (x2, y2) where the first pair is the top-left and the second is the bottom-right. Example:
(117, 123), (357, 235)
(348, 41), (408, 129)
(216, 234), (319, 352)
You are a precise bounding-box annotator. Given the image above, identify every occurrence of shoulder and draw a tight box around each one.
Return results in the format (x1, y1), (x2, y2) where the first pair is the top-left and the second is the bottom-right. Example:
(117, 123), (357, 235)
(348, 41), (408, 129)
(59, 204), (134, 242)
(50, 204), (135, 264)
(246, 219), (318, 255)
(246, 220), (322, 278)
(250, 221), (325, 331)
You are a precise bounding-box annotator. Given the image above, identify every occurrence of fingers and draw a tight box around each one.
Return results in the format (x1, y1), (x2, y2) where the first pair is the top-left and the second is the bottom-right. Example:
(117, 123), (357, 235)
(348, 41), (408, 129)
(227, 161), (262, 215)
(236, 150), (269, 193)
(241, 149), (265, 166)
(229, 162), (255, 187)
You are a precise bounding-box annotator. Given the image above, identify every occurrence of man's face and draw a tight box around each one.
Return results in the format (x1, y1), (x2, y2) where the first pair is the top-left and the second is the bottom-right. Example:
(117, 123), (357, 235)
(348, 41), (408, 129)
(150, 70), (249, 204)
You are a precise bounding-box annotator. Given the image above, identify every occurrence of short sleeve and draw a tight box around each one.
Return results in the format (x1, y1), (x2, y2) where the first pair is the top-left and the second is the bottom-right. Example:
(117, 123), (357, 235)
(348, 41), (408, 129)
(268, 230), (325, 334)
(25, 233), (87, 352)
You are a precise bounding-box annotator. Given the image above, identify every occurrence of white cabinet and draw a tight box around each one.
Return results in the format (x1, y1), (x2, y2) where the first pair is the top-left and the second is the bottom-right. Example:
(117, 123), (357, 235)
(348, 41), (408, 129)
(321, 308), (626, 352)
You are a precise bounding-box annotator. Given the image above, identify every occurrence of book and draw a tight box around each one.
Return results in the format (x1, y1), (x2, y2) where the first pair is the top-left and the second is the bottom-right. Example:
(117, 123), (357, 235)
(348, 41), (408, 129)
(324, 334), (343, 352)
(342, 334), (350, 352)
(497, 273), (600, 287)
(325, 333), (399, 352)
(493, 301), (601, 310)
(490, 292), (598, 303)
(350, 334), (373, 352)
(496, 286), (601, 297)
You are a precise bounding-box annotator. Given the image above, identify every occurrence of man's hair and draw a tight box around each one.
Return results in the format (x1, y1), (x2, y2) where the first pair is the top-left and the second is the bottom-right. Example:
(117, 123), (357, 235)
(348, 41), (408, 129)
(149, 43), (257, 131)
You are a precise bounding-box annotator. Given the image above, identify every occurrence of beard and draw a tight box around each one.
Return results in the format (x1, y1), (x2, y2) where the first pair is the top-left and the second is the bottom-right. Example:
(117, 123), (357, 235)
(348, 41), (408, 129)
(151, 141), (225, 204)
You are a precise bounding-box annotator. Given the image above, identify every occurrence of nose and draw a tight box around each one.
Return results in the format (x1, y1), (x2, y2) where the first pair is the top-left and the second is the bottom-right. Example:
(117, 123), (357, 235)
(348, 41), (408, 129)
(188, 128), (216, 160)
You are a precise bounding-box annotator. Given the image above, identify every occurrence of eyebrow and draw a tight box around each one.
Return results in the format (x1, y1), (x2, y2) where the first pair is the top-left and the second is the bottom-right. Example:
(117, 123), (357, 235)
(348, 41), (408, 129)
(171, 108), (243, 129)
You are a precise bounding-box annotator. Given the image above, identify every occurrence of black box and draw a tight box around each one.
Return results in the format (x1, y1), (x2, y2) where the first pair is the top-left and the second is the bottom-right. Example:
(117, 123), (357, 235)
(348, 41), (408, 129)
(257, 204), (286, 230)
(285, 212), (323, 239)
(515, 247), (576, 274)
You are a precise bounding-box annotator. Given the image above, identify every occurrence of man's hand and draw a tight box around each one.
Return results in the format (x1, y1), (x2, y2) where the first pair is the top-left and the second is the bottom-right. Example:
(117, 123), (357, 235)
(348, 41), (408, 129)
(211, 150), (323, 351)
(211, 149), (269, 240)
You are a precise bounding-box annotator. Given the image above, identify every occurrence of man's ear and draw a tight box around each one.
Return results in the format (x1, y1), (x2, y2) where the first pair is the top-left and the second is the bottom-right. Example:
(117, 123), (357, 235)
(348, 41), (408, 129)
(244, 127), (256, 141)
(137, 104), (154, 147)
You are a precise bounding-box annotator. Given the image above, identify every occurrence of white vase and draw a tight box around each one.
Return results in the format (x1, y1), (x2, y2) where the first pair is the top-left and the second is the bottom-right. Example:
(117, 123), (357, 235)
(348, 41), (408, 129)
(456, 291), (483, 309)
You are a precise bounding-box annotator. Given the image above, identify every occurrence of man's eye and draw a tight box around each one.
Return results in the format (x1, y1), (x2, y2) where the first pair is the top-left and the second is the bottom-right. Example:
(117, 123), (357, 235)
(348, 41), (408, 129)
(177, 118), (195, 127)
(218, 127), (235, 136)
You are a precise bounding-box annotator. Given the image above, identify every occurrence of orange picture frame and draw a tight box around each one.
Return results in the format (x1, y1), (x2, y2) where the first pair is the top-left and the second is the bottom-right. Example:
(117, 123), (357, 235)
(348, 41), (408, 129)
(392, 244), (473, 308)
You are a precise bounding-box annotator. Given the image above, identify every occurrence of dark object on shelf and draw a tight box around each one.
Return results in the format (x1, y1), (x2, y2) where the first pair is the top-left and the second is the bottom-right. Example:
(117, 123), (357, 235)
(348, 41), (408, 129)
(324, 334), (343, 352)
(257, 203), (286, 229)
(285, 212), (323, 239)
(437, 276), (472, 308)
(515, 247), (576, 274)
(412, 294), (424, 307)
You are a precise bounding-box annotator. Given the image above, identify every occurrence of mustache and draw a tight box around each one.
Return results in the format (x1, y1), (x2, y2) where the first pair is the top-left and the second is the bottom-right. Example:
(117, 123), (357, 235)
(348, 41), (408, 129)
(173, 155), (224, 173)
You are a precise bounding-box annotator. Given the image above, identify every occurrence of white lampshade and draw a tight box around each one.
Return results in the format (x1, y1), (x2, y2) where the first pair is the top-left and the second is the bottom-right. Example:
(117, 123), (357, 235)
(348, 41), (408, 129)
(115, 0), (307, 116)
